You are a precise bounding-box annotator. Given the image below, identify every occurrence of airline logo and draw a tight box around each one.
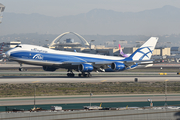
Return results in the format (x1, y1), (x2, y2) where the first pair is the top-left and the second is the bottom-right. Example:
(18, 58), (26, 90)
(33, 54), (44, 60)
(138, 47), (153, 60)
(131, 46), (153, 60)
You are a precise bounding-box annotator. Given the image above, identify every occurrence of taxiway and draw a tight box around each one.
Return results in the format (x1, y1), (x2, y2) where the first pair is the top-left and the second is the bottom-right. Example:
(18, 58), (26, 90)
(0, 94), (179, 106)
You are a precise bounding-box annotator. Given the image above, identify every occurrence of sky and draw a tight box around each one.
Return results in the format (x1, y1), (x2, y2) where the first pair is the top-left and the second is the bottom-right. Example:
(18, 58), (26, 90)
(1, 0), (180, 17)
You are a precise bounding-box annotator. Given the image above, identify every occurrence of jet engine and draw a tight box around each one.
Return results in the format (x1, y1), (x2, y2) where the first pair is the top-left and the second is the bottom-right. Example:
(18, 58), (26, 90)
(111, 62), (125, 71)
(79, 63), (93, 72)
(43, 66), (57, 71)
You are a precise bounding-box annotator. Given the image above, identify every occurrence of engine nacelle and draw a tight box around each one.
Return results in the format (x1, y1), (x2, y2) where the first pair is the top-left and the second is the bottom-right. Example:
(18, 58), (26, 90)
(43, 66), (57, 71)
(111, 62), (125, 71)
(79, 63), (93, 72)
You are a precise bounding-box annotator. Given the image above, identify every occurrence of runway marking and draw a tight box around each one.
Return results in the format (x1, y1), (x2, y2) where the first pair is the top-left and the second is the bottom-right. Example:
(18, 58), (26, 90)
(32, 81), (39, 83)
(101, 80), (107, 82)
(165, 79), (169, 81)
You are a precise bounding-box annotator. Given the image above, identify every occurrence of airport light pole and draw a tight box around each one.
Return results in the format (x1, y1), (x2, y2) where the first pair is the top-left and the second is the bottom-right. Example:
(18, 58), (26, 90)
(45, 40), (49, 46)
(90, 40), (95, 44)
(164, 79), (168, 108)
(90, 40), (95, 48)
(147, 98), (153, 107)
(113, 40), (116, 47)
(90, 89), (93, 107)
(34, 86), (36, 109)
(32, 81), (39, 110)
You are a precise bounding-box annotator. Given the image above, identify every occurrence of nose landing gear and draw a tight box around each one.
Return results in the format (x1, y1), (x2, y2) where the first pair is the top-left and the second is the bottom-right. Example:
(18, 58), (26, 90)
(18, 63), (27, 71)
(67, 73), (75, 77)
(19, 63), (23, 71)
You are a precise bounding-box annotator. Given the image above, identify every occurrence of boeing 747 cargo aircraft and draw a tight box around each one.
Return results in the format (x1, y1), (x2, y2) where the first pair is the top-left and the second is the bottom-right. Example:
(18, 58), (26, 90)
(6, 37), (158, 77)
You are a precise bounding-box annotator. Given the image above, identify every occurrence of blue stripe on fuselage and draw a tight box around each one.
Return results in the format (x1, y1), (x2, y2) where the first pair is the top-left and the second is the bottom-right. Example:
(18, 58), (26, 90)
(10, 51), (124, 63)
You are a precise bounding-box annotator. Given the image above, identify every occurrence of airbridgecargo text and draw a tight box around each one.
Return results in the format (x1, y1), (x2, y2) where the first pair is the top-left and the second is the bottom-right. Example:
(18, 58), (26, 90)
(31, 48), (47, 53)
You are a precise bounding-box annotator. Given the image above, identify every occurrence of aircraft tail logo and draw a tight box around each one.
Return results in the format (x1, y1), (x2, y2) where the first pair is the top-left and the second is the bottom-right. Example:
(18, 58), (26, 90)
(128, 37), (158, 61)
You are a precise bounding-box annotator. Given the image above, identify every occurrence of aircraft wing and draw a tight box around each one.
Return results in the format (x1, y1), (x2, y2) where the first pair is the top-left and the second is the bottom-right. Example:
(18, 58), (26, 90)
(60, 59), (154, 71)
(94, 59), (154, 65)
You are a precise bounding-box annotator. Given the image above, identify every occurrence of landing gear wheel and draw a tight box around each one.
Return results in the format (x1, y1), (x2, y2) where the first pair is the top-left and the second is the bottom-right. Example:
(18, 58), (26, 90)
(19, 63), (23, 71)
(67, 73), (75, 77)
(79, 72), (92, 77)
(71, 74), (74, 77)
(19, 68), (23, 71)
(78, 74), (82, 77)
(83, 74), (87, 77)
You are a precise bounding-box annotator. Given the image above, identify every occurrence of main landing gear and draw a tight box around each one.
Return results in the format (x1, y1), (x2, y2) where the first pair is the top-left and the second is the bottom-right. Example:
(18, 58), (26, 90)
(66, 70), (92, 77)
(67, 69), (75, 77)
(67, 73), (74, 77)
(78, 72), (92, 77)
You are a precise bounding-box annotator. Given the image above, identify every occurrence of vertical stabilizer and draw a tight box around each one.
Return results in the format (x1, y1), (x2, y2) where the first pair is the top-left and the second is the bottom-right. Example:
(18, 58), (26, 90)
(119, 44), (129, 58)
(128, 37), (158, 61)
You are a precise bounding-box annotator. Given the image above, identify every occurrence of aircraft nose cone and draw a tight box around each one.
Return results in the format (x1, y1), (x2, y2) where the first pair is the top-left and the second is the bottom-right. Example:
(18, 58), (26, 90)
(5, 51), (11, 58)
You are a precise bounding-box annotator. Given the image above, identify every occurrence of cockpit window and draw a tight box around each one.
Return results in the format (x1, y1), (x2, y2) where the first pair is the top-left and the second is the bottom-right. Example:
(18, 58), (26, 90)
(15, 45), (22, 48)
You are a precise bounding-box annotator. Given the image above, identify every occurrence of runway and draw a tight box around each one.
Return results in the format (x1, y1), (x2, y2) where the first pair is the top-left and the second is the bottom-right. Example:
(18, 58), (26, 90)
(0, 68), (179, 83)
(0, 73), (179, 83)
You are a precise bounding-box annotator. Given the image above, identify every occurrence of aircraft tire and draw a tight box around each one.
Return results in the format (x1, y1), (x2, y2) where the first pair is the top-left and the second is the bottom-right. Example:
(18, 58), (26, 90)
(78, 74), (82, 77)
(19, 68), (23, 71)
(71, 74), (74, 77)
(67, 73), (75, 77)
(83, 74), (87, 77)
